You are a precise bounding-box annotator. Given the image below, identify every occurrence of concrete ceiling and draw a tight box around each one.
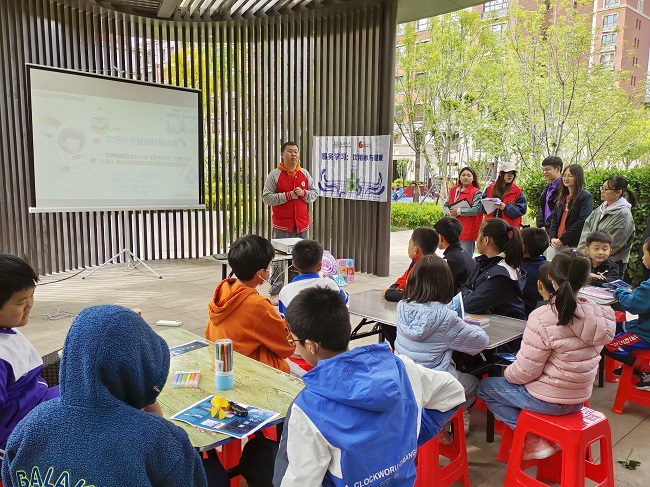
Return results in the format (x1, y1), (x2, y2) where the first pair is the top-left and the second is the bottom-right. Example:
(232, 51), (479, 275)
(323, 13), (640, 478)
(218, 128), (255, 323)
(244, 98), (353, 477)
(397, 0), (486, 23)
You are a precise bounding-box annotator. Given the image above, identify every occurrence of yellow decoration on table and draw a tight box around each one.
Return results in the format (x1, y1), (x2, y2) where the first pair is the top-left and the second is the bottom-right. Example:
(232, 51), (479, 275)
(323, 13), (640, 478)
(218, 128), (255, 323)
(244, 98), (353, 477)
(210, 396), (229, 419)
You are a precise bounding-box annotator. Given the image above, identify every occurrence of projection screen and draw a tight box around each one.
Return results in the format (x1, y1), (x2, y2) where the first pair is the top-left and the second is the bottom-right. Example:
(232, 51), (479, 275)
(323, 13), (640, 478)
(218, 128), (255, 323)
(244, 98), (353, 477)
(27, 64), (204, 213)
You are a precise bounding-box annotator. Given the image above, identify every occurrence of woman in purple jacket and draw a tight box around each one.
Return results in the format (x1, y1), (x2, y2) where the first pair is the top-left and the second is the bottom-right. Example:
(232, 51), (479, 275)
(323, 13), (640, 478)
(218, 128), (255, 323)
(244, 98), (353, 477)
(477, 250), (615, 461)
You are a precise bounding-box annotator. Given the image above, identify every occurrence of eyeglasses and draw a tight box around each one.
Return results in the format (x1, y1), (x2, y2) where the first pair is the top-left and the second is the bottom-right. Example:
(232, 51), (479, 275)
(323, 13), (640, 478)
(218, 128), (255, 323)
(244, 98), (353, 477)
(285, 332), (296, 347)
(600, 186), (614, 192)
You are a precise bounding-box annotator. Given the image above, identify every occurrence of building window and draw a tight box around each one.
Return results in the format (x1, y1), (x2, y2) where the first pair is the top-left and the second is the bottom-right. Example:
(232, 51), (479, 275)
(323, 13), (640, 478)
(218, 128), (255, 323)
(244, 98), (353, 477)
(490, 22), (507, 39)
(416, 19), (428, 32)
(397, 23), (406, 36)
(484, 0), (509, 12)
(604, 0), (619, 7)
(397, 45), (406, 58)
(599, 52), (614, 66)
(601, 33), (616, 48)
(603, 13), (618, 30)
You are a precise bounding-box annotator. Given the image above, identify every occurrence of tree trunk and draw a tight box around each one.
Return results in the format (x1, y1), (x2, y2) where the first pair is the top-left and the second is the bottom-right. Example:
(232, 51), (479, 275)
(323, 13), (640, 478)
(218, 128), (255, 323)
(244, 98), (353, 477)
(413, 149), (421, 203)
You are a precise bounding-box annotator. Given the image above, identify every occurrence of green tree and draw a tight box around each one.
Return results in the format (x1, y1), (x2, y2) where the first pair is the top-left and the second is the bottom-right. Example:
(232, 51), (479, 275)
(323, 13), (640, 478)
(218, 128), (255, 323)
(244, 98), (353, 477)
(492, 0), (647, 169)
(394, 12), (499, 200)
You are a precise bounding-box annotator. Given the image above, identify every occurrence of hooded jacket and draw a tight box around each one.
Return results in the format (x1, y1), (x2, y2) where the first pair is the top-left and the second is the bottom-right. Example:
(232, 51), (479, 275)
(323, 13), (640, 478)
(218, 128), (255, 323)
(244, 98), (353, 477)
(615, 279), (650, 343)
(504, 299), (615, 404)
(395, 300), (489, 376)
(460, 255), (527, 320)
(272, 343), (465, 487)
(1, 305), (207, 487)
(579, 197), (635, 264)
(205, 278), (294, 373)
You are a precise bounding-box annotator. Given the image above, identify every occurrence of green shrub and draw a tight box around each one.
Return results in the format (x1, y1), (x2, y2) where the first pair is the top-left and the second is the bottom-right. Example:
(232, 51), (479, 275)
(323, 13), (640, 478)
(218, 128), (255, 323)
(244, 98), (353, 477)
(391, 202), (444, 231)
(521, 165), (650, 286)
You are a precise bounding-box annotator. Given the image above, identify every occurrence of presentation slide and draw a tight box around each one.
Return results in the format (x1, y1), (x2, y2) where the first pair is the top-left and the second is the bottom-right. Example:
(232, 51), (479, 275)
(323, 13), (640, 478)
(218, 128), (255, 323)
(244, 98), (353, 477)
(28, 65), (202, 212)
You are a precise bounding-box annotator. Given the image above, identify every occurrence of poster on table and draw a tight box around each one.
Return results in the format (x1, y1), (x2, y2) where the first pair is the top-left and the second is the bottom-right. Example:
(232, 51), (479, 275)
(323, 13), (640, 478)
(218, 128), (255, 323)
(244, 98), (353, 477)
(312, 135), (390, 202)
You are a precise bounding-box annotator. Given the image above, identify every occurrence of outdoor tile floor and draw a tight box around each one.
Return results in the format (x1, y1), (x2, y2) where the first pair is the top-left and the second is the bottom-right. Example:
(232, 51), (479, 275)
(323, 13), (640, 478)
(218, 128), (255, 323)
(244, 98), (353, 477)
(24, 230), (648, 486)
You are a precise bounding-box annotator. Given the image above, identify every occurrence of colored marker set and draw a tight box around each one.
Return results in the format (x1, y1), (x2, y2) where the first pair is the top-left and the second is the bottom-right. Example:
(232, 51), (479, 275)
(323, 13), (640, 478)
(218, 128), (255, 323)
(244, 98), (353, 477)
(215, 339), (234, 390)
(172, 370), (201, 388)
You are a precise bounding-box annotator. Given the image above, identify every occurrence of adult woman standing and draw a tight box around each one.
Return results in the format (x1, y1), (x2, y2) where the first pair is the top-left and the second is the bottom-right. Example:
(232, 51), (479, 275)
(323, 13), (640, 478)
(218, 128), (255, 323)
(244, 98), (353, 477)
(579, 176), (636, 278)
(444, 166), (483, 255)
(548, 164), (593, 252)
(483, 162), (527, 229)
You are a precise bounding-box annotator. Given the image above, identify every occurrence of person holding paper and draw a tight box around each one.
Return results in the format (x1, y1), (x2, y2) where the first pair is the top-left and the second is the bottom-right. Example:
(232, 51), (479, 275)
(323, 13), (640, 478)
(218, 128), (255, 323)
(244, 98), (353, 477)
(444, 166), (483, 255)
(482, 162), (527, 229)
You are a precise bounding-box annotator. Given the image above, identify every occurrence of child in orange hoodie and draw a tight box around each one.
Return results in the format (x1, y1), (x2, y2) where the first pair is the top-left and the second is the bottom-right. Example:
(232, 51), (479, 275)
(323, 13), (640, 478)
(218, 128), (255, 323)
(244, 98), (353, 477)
(205, 234), (295, 373)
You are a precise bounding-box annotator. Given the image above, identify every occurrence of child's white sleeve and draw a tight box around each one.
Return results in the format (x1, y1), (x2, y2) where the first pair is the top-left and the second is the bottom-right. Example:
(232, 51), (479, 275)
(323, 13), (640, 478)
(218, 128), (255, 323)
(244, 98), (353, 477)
(396, 354), (465, 412)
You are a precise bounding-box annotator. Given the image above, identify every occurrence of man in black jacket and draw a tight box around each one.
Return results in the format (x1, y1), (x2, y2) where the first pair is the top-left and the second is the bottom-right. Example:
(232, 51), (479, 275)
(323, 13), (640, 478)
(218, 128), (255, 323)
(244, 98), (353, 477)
(434, 217), (476, 293)
(535, 156), (563, 232)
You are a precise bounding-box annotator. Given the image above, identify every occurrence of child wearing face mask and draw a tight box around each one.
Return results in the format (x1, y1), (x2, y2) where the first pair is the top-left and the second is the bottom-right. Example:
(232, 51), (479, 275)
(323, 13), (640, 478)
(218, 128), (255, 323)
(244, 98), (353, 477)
(205, 234), (295, 373)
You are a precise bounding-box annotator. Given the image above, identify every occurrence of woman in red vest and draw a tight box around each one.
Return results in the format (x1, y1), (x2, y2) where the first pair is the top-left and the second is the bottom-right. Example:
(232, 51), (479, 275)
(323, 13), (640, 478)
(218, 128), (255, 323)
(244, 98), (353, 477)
(483, 162), (527, 229)
(444, 166), (483, 255)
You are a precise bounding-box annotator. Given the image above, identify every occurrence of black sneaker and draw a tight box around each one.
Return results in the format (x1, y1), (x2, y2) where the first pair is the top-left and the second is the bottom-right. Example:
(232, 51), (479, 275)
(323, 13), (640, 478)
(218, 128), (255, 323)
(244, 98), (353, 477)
(612, 366), (640, 377)
(634, 373), (650, 391)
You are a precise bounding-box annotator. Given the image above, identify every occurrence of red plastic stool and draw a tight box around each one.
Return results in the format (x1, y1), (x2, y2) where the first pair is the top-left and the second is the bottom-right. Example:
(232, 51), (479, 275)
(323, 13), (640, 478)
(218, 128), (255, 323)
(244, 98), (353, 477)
(216, 439), (243, 487)
(504, 408), (614, 487)
(414, 408), (470, 487)
(605, 355), (621, 383)
(612, 349), (650, 414)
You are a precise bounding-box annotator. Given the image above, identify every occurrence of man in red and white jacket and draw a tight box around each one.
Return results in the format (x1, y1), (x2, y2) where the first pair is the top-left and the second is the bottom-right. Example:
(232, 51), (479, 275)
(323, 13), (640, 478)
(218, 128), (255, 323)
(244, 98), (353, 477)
(262, 142), (318, 298)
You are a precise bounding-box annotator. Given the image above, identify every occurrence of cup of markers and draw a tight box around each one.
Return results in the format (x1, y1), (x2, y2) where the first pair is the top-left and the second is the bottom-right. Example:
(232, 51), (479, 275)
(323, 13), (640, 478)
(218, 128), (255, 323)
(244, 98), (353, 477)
(215, 339), (234, 390)
(172, 371), (201, 388)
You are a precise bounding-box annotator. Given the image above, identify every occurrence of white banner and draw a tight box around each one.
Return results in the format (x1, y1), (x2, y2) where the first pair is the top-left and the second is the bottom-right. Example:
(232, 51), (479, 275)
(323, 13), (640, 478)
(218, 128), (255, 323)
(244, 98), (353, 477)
(312, 135), (391, 202)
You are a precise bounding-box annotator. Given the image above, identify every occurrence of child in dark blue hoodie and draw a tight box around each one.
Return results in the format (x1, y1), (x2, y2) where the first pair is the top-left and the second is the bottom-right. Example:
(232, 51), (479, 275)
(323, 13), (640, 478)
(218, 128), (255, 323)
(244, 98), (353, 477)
(273, 287), (465, 487)
(1, 305), (209, 487)
(520, 227), (549, 316)
(461, 219), (527, 320)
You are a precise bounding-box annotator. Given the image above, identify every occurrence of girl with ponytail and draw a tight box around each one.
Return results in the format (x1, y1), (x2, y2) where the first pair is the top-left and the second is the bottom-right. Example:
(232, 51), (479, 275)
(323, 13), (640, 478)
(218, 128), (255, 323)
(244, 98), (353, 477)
(478, 249), (615, 461)
(460, 218), (527, 319)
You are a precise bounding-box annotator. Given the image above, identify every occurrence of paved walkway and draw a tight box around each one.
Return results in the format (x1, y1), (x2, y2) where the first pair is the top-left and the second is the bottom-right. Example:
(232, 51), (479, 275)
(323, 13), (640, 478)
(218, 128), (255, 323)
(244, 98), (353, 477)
(24, 230), (647, 486)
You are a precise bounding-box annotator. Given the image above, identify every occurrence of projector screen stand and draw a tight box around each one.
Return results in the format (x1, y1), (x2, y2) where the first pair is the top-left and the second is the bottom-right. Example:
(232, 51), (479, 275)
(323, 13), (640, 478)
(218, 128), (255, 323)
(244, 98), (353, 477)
(82, 222), (162, 279)
(82, 248), (162, 279)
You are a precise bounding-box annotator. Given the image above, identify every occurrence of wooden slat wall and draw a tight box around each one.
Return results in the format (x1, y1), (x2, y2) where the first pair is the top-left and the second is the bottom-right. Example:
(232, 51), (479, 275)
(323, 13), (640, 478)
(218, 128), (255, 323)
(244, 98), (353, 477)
(0, 0), (395, 276)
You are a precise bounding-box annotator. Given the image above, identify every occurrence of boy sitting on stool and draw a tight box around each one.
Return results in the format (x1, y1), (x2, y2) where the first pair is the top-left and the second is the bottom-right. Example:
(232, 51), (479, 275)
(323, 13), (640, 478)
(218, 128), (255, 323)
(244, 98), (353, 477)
(274, 287), (465, 486)
(205, 234), (295, 373)
(278, 239), (348, 376)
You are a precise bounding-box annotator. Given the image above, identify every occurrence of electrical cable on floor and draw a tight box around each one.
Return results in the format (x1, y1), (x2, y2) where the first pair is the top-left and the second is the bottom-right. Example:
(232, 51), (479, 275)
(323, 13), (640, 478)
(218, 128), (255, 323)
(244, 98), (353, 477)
(37, 308), (77, 320)
(37, 268), (86, 285)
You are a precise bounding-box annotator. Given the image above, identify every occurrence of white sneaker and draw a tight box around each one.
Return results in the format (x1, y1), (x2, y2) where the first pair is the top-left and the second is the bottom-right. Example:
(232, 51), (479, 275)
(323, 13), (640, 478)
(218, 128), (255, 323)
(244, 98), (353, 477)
(463, 410), (470, 436)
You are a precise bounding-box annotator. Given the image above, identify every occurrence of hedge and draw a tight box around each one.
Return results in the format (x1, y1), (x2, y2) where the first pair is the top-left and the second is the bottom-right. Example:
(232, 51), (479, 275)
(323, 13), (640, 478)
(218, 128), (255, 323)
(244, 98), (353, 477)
(520, 164), (650, 286)
(391, 202), (444, 231)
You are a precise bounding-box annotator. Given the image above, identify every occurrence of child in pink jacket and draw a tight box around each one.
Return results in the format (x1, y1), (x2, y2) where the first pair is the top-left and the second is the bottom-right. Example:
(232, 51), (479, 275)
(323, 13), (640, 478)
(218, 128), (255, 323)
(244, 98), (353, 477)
(478, 249), (615, 460)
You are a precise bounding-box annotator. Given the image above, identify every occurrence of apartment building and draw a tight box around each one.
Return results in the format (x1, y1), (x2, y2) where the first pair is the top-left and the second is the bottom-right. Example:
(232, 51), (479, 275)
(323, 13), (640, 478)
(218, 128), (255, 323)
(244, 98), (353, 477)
(393, 0), (650, 183)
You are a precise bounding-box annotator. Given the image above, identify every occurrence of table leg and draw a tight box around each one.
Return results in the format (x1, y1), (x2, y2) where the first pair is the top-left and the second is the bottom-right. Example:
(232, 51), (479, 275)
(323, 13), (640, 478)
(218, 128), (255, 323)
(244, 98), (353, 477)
(486, 410), (495, 443)
(597, 350), (605, 388)
(221, 262), (227, 281)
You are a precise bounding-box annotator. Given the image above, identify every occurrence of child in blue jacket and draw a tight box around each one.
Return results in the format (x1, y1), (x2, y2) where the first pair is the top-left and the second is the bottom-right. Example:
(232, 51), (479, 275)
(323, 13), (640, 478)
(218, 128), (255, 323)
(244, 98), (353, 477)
(274, 287), (465, 487)
(603, 237), (650, 390)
